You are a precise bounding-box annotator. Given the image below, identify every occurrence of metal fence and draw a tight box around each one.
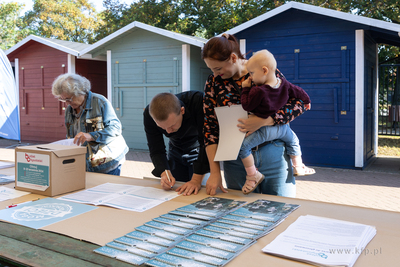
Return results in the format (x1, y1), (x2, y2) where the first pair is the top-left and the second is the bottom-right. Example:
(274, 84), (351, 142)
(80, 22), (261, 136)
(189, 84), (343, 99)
(379, 64), (400, 136)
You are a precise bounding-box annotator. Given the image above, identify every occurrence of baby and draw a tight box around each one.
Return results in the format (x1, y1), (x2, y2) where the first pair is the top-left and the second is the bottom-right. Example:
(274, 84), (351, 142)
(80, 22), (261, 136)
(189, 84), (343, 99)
(240, 49), (315, 195)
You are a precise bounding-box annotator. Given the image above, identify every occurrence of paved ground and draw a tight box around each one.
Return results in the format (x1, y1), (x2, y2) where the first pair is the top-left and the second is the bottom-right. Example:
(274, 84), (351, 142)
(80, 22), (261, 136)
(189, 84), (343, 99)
(1, 138), (399, 212)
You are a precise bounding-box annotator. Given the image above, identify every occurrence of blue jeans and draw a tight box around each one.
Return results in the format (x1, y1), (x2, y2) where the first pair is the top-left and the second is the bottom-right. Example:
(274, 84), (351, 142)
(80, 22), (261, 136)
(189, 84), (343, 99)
(106, 164), (122, 176)
(239, 124), (301, 159)
(224, 140), (296, 197)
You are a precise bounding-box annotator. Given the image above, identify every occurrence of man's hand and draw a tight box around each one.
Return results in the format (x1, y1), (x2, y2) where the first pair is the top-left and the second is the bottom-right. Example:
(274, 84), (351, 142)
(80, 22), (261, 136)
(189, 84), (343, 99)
(242, 77), (252, 88)
(305, 103), (311, 110)
(161, 170), (175, 190)
(74, 132), (94, 146)
(176, 174), (203, 196)
(206, 171), (228, 196)
(237, 114), (274, 136)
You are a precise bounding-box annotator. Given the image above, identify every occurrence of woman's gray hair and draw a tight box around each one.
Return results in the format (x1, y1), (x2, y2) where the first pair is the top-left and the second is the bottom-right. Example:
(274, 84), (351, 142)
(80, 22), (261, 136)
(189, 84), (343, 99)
(51, 73), (91, 97)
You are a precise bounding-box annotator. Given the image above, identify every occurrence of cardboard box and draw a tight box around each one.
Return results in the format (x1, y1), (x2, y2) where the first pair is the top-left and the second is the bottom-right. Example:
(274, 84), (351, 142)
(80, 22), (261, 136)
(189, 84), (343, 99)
(15, 144), (87, 196)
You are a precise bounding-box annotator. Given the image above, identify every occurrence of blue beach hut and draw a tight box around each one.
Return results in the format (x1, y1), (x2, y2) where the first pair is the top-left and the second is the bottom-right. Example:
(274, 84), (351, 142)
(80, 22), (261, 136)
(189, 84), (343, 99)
(225, 2), (400, 169)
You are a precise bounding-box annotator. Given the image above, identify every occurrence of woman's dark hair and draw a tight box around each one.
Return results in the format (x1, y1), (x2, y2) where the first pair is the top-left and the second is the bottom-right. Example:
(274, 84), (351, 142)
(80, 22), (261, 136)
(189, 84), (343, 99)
(201, 33), (245, 61)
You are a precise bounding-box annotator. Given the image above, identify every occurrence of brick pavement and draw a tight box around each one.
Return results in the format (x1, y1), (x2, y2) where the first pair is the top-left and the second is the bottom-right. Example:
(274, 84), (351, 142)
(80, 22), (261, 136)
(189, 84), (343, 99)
(1, 138), (399, 213)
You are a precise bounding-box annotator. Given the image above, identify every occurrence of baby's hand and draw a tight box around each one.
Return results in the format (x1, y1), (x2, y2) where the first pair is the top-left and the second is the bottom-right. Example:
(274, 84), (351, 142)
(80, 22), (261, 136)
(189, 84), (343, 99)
(305, 103), (311, 110)
(242, 77), (252, 88)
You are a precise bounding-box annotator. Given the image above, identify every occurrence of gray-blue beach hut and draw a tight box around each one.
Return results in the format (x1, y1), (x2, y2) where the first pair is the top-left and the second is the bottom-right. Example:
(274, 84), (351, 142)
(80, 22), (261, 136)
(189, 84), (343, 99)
(80, 21), (209, 149)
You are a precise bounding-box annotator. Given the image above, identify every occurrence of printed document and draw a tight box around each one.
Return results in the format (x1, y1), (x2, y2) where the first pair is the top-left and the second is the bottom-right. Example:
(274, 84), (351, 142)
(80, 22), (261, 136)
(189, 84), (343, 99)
(58, 182), (179, 212)
(214, 105), (248, 161)
(262, 215), (376, 267)
(0, 186), (30, 201)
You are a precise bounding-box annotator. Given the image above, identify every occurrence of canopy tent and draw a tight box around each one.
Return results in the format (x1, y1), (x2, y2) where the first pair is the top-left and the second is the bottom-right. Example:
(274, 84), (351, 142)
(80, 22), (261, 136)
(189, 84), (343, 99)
(0, 49), (20, 140)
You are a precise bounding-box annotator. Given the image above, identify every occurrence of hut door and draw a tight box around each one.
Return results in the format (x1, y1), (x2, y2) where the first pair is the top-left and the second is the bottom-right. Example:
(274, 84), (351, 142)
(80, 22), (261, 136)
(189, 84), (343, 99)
(112, 57), (180, 149)
(365, 61), (375, 160)
(19, 64), (66, 142)
(378, 64), (400, 136)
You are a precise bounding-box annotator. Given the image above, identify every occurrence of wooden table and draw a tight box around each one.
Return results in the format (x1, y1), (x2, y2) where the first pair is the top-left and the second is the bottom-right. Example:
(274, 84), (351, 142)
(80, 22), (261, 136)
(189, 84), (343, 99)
(0, 171), (399, 267)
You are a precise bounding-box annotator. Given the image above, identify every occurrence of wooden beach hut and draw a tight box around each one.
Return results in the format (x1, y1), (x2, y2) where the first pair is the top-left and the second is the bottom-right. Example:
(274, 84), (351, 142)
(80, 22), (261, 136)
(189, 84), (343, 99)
(80, 21), (209, 149)
(6, 35), (107, 142)
(225, 1), (400, 169)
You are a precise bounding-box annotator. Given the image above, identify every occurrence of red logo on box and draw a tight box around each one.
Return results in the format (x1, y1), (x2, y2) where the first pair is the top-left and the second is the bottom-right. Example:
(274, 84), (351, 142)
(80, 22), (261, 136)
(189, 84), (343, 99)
(25, 153), (31, 162)
(24, 153), (43, 163)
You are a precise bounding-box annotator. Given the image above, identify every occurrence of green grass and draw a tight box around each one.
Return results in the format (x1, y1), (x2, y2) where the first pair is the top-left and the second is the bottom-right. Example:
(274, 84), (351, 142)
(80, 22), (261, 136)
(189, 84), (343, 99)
(378, 135), (400, 156)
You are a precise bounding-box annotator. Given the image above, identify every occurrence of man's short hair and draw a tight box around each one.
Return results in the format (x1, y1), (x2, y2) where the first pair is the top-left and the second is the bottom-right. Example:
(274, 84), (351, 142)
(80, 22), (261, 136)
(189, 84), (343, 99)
(149, 92), (181, 121)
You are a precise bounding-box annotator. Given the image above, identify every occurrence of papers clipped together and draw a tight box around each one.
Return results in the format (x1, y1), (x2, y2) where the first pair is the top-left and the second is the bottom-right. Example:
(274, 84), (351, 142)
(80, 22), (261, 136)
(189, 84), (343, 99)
(262, 215), (376, 267)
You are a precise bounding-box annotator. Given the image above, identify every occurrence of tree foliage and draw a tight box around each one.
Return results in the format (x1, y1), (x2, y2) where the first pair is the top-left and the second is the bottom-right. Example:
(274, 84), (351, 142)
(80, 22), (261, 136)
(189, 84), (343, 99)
(346, 0), (400, 63)
(96, 0), (129, 40)
(96, 0), (181, 39)
(123, 0), (180, 30)
(95, 0), (355, 40)
(0, 1), (31, 50)
(3, 0), (400, 62)
(22, 0), (104, 44)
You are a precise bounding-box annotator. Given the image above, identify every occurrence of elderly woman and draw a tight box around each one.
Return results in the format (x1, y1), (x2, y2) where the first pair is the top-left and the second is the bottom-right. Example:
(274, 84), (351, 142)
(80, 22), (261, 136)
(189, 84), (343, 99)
(51, 73), (128, 175)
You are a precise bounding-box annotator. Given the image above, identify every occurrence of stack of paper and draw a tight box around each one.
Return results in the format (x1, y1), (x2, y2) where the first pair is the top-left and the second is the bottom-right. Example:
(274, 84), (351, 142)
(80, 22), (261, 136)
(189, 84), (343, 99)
(262, 215), (376, 267)
(0, 174), (15, 185)
(0, 161), (14, 169)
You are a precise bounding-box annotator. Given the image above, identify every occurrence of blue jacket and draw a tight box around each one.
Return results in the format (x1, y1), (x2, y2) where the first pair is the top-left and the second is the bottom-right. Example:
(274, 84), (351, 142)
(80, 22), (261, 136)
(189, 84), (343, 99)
(65, 91), (128, 173)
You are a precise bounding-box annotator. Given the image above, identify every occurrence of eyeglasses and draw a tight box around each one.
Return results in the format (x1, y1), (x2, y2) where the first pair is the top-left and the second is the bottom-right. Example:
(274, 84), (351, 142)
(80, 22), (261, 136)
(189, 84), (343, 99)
(58, 96), (74, 103)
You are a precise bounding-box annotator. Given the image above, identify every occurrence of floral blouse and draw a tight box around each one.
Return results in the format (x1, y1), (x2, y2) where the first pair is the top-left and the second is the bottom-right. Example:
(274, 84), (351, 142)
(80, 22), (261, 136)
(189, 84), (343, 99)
(203, 73), (305, 146)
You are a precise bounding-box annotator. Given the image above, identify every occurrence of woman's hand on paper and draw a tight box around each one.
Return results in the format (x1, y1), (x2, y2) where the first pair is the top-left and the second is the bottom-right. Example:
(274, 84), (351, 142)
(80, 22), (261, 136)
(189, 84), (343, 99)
(237, 114), (274, 136)
(206, 171), (228, 196)
(161, 170), (175, 190)
(73, 132), (94, 146)
(176, 174), (203, 196)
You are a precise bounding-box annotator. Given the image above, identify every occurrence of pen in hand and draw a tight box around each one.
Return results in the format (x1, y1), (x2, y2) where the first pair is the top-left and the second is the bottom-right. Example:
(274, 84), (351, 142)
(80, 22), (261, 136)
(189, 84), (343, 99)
(165, 169), (173, 188)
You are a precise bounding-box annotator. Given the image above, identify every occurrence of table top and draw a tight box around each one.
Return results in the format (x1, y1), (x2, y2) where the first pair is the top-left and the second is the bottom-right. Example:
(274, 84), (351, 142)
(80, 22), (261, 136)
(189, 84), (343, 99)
(0, 170), (399, 267)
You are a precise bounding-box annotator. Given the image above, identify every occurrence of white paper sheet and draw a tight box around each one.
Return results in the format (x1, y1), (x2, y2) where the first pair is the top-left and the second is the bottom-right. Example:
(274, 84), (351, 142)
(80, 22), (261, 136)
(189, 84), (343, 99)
(262, 215), (377, 267)
(0, 186), (31, 202)
(58, 182), (179, 212)
(50, 139), (78, 146)
(214, 105), (248, 161)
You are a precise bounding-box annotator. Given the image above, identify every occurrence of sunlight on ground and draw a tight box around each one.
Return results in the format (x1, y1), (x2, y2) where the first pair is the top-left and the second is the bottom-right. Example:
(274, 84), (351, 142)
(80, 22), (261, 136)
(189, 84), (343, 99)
(296, 180), (400, 212)
(378, 135), (400, 156)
